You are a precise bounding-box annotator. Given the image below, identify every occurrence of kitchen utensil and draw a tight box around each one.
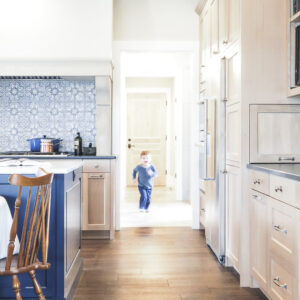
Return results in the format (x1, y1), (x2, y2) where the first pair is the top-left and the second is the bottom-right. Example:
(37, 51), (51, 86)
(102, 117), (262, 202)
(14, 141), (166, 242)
(40, 138), (53, 152)
(27, 136), (63, 152)
(26, 138), (41, 152)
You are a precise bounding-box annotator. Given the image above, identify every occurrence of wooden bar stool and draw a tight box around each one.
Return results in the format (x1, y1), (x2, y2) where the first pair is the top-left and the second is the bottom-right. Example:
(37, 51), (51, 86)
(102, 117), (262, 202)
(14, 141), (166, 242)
(0, 169), (53, 300)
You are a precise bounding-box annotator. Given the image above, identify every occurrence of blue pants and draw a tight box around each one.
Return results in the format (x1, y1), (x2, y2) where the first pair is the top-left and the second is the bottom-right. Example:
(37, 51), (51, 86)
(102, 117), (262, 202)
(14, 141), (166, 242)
(138, 186), (152, 210)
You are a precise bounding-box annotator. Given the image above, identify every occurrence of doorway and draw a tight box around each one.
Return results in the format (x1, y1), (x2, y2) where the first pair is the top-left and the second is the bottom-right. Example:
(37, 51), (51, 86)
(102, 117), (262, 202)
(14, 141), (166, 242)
(121, 78), (192, 227)
(113, 47), (199, 230)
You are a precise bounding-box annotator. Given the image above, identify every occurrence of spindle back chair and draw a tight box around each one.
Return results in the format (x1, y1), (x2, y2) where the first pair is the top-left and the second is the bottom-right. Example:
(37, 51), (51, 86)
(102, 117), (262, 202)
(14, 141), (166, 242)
(0, 169), (53, 300)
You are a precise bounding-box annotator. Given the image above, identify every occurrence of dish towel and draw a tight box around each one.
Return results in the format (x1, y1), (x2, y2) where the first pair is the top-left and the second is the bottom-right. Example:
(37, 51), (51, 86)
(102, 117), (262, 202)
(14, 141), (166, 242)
(0, 196), (20, 260)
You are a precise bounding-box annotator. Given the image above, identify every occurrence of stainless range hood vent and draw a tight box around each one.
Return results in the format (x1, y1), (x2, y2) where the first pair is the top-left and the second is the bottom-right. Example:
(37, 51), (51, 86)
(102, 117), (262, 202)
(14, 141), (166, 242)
(0, 76), (63, 80)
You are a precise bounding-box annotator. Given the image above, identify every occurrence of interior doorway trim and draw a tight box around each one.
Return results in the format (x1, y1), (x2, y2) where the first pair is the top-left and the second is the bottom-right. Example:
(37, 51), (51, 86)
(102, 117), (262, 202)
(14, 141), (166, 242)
(113, 41), (200, 231)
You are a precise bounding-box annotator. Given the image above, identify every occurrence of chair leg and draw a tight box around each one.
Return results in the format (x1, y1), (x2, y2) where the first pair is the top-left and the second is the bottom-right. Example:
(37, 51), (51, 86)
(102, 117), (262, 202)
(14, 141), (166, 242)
(28, 270), (45, 300)
(12, 275), (22, 300)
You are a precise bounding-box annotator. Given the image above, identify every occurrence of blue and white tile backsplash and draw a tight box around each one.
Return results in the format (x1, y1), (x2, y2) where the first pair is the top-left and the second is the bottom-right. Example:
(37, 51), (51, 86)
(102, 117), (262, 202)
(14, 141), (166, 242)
(0, 79), (96, 152)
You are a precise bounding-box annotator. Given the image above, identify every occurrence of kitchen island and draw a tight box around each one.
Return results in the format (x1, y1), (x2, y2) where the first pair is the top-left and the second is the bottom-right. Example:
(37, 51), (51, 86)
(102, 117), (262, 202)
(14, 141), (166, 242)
(0, 159), (83, 300)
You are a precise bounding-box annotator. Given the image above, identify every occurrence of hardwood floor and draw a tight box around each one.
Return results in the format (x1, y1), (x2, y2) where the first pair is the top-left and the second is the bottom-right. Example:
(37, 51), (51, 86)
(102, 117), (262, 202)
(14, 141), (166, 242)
(73, 228), (267, 300)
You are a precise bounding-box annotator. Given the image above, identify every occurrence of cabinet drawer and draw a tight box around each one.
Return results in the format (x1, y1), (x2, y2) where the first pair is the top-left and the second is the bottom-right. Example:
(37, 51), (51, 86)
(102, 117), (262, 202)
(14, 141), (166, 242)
(269, 175), (300, 208)
(269, 198), (296, 265)
(249, 170), (269, 194)
(269, 256), (295, 300)
(82, 160), (110, 173)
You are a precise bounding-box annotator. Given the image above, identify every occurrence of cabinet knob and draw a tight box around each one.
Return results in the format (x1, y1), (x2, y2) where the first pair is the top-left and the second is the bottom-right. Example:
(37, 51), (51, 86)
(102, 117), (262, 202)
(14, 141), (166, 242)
(274, 186), (283, 193)
(252, 195), (262, 201)
(253, 179), (261, 185)
(222, 39), (228, 45)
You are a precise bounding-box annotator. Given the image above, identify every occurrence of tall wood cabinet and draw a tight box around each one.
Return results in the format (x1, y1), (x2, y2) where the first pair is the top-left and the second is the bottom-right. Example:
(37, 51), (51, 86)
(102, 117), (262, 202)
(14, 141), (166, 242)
(196, 0), (292, 287)
(197, 0), (241, 273)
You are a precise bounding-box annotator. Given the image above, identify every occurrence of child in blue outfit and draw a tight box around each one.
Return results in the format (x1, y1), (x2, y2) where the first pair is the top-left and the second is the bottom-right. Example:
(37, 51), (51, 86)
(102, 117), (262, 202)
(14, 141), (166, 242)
(132, 150), (158, 213)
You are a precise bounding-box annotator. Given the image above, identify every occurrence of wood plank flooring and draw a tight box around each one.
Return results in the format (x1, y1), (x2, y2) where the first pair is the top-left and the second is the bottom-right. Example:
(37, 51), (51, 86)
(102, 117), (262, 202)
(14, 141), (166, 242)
(73, 228), (267, 300)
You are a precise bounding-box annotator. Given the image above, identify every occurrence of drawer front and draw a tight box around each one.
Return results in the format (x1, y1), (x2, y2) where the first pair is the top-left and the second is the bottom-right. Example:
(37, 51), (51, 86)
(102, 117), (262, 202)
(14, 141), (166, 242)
(249, 170), (269, 194)
(269, 199), (296, 264)
(269, 175), (298, 208)
(83, 160), (110, 173)
(270, 257), (295, 300)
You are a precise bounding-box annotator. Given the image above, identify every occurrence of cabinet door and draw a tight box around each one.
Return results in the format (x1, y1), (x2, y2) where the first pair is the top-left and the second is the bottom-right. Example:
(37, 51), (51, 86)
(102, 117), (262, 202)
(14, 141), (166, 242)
(66, 180), (81, 272)
(269, 198), (298, 300)
(250, 105), (300, 163)
(219, 0), (240, 50)
(82, 173), (111, 230)
(210, 0), (219, 55)
(228, 0), (240, 45)
(202, 7), (211, 66)
(226, 102), (241, 166)
(250, 191), (268, 292)
(226, 165), (240, 271)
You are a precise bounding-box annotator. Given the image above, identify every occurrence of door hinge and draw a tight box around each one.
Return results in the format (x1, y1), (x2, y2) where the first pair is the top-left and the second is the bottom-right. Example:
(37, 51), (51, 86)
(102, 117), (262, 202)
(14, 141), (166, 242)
(175, 173), (177, 178)
(166, 101), (168, 106)
(165, 170), (167, 175)
(222, 97), (228, 102)
(166, 135), (167, 141)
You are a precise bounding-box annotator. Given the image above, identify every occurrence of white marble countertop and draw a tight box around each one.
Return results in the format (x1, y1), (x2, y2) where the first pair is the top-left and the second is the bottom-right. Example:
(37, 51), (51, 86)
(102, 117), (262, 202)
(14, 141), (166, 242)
(0, 158), (83, 174)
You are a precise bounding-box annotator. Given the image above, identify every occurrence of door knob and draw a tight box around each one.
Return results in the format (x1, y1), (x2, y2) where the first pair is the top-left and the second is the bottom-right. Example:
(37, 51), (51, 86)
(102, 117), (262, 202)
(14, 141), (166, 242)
(128, 144), (135, 149)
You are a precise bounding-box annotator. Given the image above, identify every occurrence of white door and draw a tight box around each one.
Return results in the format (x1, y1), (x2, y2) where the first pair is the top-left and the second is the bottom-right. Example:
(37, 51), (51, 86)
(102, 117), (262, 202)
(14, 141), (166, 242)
(127, 92), (167, 187)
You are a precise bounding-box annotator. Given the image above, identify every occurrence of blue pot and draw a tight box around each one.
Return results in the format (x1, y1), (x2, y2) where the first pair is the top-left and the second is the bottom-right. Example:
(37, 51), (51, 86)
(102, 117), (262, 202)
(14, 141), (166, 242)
(27, 137), (63, 152)
(27, 138), (41, 152)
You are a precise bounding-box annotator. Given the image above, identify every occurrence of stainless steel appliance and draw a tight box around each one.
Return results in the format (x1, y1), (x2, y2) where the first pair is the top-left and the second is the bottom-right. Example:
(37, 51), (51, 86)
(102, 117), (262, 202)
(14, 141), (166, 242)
(199, 59), (226, 265)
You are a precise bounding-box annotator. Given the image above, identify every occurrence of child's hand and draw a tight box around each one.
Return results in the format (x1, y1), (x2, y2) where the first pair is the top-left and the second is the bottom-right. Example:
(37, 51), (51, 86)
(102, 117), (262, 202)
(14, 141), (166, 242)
(132, 179), (137, 184)
(148, 170), (153, 176)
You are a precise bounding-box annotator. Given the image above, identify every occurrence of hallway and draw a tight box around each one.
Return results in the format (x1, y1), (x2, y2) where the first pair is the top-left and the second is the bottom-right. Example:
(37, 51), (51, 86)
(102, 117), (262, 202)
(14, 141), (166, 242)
(73, 228), (267, 300)
(121, 187), (192, 227)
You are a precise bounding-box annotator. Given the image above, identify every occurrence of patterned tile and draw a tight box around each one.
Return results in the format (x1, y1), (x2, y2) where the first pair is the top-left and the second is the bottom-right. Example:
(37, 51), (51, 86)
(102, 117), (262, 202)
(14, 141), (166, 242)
(0, 79), (96, 152)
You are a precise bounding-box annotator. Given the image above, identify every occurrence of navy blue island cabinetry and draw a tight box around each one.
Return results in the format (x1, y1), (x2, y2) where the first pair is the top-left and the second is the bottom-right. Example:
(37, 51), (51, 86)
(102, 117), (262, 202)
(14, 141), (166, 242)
(0, 162), (83, 300)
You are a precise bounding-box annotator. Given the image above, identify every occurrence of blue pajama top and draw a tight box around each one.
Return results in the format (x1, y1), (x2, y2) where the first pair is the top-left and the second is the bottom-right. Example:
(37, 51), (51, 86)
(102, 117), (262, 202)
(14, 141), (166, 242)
(132, 164), (158, 189)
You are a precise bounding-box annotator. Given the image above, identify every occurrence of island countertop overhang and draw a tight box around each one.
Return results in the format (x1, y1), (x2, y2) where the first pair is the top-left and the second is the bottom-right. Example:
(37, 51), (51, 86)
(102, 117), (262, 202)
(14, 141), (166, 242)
(0, 159), (83, 174)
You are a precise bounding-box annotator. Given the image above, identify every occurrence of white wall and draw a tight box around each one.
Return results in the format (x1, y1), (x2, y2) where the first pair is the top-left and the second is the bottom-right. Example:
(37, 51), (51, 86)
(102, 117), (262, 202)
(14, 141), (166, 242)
(114, 0), (199, 41)
(0, 0), (112, 61)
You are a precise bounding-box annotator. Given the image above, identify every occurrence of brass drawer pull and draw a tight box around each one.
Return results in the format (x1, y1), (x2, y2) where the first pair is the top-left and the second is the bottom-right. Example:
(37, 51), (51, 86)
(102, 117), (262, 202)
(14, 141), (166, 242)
(201, 208), (206, 213)
(273, 277), (287, 289)
(273, 225), (288, 234)
(253, 179), (261, 185)
(274, 186), (283, 192)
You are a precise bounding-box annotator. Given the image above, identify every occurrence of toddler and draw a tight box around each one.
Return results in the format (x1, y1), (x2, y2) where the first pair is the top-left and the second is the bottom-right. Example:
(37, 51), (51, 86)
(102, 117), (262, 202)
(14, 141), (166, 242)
(132, 151), (157, 213)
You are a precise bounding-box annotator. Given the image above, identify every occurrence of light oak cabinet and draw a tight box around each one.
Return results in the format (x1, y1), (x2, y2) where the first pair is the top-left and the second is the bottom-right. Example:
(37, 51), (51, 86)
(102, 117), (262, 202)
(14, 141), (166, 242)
(226, 165), (240, 271)
(219, 0), (240, 52)
(250, 191), (268, 293)
(226, 102), (241, 166)
(210, 0), (219, 55)
(250, 105), (300, 163)
(82, 160), (115, 239)
(249, 169), (300, 300)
